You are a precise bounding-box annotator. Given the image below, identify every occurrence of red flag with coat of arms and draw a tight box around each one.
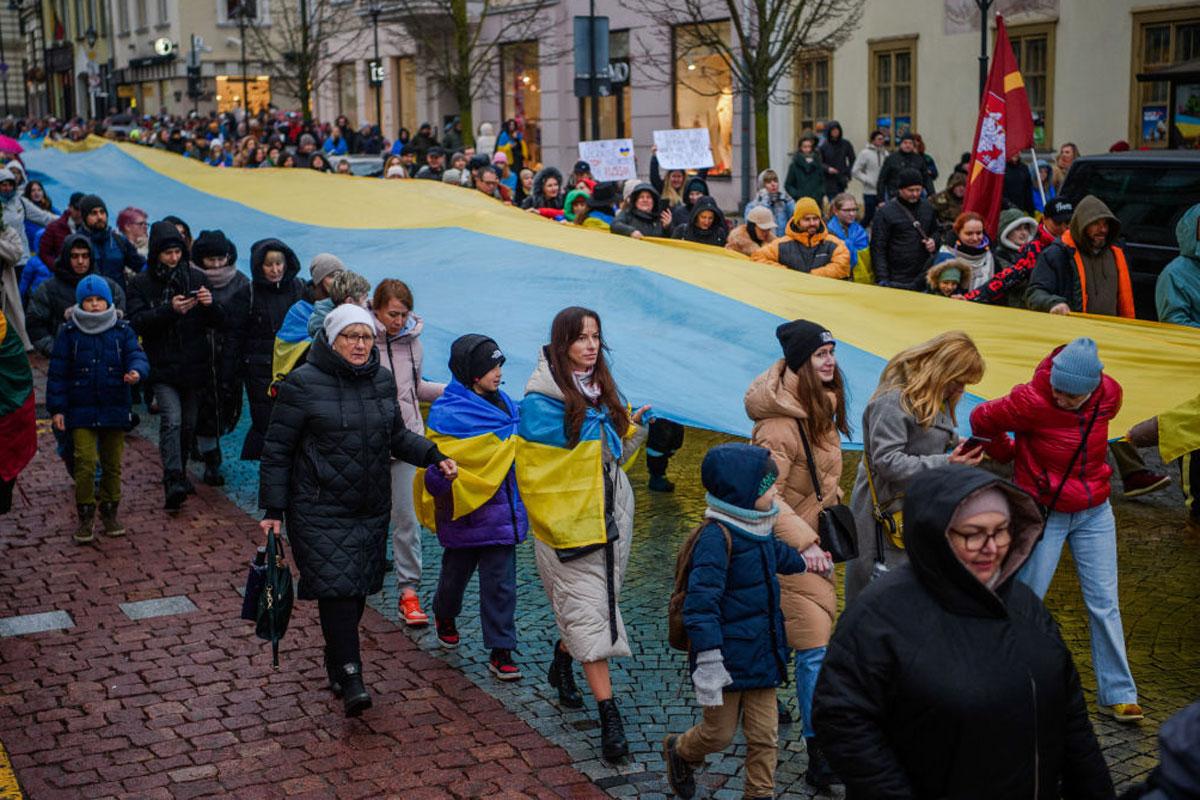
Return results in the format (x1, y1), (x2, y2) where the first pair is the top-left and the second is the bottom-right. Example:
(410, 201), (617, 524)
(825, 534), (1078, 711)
(962, 15), (1035, 238)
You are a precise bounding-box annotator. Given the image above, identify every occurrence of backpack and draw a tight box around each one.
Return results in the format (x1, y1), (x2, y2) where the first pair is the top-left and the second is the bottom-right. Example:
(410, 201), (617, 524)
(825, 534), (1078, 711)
(667, 520), (733, 652)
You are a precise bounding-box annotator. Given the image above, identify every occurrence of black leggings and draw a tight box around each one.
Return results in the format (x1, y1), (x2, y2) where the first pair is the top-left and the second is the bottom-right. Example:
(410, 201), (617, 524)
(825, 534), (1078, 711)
(317, 597), (366, 666)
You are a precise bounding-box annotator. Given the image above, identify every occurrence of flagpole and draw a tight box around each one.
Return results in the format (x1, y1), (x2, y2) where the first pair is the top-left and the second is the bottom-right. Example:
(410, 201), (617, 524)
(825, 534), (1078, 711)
(1030, 147), (1047, 209)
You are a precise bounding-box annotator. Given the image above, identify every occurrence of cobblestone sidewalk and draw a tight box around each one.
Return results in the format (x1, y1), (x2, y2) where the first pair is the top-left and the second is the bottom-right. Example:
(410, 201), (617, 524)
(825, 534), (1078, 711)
(0, 427), (606, 800)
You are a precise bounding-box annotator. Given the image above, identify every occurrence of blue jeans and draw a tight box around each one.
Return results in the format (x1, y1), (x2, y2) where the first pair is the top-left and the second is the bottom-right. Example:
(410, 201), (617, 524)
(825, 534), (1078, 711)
(794, 646), (827, 739)
(1017, 501), (1137, 705)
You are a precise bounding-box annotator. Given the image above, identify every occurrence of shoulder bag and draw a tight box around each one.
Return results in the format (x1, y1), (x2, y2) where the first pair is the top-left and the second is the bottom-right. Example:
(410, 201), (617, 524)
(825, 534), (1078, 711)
(795, 420), (859, 562)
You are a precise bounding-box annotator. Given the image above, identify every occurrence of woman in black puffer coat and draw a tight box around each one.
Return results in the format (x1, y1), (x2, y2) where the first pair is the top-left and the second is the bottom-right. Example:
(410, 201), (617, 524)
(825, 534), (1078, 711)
(236, 237), (305, 460)
(813, 464), (1115, 800)
(259, 303), (457, 717)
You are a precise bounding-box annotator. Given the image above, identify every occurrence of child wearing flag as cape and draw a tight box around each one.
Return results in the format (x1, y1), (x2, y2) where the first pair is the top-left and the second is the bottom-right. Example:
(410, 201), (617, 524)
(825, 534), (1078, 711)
(415, 334), (528, 680)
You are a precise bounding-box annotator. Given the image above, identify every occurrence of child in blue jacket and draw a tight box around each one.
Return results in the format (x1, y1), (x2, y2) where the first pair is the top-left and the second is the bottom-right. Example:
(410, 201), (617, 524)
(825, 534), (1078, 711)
(664, 442), (821, 800)
(47, 274), (149, 543)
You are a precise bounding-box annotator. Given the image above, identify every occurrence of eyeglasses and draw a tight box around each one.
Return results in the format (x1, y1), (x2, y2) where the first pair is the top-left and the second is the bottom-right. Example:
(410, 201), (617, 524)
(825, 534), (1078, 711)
(480, 180), (498, 188)
(337, 332), (374, 345)
(948, 527), (1012, 552)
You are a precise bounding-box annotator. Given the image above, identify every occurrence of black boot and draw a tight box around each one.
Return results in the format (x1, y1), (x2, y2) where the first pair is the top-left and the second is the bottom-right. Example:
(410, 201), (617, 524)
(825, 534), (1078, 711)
(340, 663), (371, 717)
(98, 501), (125, 537)
(597, 698), (629, 762)
(804, 736), (839, 789)
(202, 450), (225, 486)
(74, 503), (96, 543)
(547, 640), (583, 709)
(324, 647), (343, 696)
(163, 472), (187, 511)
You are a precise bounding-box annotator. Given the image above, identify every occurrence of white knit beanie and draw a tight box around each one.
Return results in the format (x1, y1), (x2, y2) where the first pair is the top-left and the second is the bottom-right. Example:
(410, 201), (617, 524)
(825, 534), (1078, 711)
(324, 303), (376, 343)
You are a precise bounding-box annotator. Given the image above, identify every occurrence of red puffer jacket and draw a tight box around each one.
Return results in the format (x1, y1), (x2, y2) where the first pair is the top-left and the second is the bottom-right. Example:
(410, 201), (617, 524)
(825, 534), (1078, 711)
(969, 348), (1121, 513)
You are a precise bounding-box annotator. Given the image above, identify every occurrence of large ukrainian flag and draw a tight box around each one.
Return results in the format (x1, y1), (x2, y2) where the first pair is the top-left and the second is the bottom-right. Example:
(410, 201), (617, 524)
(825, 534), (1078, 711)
(28, 137), (1200, 444)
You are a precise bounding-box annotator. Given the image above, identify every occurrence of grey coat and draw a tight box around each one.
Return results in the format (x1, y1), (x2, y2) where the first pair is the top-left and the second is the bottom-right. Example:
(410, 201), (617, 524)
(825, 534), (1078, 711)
(845, 388), (958, 604)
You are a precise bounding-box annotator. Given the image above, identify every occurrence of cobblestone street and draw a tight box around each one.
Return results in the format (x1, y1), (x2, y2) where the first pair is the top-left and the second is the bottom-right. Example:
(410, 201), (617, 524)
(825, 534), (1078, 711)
(1, 377), (1197, 798)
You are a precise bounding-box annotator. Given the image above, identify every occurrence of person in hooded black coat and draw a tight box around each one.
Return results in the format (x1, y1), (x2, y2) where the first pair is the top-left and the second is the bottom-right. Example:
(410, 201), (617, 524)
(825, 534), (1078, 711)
(672, 197), (728, 247)
(235, 238), (305, 461)
(813, 464), (1115, 800)
(611, 183), (670, 238)
(670, 175), (712, 231)
(818, 121), (855, 200)
(26, 234), (126, 357)
(127, 221), (225, 509)
(258, 304), (456, 717)
(191, 230), (248, 486)
(521, 166), (565, 210)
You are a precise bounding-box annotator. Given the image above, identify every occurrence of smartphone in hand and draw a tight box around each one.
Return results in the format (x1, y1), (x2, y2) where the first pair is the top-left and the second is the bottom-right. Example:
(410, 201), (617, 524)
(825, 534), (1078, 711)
(963, 435), (992, 453)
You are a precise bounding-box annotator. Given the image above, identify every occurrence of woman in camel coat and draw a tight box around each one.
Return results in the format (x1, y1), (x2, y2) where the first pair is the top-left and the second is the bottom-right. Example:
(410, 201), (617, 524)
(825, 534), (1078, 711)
(744, 319), (846, 790)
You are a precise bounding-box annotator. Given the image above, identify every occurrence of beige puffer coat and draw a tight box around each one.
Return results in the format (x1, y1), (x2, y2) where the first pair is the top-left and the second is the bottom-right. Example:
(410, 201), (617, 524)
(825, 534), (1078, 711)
(745, 359), (841, 651)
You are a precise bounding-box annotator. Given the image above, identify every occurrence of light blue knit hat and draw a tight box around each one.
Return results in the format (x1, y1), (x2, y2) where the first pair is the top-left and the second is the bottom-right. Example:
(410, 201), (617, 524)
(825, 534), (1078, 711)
(1050, 338), (1103, 396)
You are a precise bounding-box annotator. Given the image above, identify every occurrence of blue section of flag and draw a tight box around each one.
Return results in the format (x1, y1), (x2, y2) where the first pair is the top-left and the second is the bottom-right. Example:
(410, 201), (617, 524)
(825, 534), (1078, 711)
(24, 145), (983, 442)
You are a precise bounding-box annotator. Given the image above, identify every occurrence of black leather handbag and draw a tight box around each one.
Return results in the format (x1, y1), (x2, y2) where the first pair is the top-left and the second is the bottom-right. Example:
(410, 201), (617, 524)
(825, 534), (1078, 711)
(255, 531), (295, 668)
(796, 421), (859, 563)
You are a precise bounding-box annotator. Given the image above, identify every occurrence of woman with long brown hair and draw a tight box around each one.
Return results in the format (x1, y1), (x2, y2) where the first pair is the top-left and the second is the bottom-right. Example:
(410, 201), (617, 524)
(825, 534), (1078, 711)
(517, 306), (649, 762)
(744, 319), (842, 789)
(845, 331), (986, 603)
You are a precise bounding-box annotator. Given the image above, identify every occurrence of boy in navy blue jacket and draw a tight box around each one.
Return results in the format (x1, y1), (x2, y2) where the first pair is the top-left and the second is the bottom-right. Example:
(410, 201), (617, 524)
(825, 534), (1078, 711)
(47, 274), (149, 543)
(664, 442), (822, 800)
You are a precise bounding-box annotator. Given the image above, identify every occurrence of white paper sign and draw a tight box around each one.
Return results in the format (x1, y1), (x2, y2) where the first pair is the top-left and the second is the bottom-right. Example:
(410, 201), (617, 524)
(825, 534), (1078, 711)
(578, 138), (637, 182)
(653, 128), (715, 170)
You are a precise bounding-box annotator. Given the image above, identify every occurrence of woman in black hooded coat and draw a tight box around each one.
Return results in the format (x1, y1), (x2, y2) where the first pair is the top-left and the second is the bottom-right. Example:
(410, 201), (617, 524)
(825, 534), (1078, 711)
(671, 197), (728, 247)
(521, 166), (564, 210)
(669, 175), (712, 231)
(234, 238), (305, 460)
(813, 464), (1115, 800)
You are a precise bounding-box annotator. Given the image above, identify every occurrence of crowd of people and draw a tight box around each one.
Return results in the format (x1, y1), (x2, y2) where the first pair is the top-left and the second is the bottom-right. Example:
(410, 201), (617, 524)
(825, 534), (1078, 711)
(0, 109), (1198, 800)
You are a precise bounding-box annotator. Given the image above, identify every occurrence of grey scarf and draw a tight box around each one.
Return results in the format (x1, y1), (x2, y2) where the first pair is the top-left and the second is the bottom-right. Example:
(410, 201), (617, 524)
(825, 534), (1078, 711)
(204, 264), (240, 290)
(69, 304), (120, 335)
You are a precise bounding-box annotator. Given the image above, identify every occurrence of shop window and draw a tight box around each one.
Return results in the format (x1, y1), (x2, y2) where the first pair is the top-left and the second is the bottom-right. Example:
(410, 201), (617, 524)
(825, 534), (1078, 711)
(1132, 9), (1200, 147)
(501, 41), (541, 166)
(795, 50), (831, 135)
(394, 55), (417, 136)
(868, 37), (916, 147)
(215, 75), (270, 114)
(673, 21), (733, 176)
(335, 62), (357, 121)
(1006, 23), (1055, 149)
(579, 29), (632, 141)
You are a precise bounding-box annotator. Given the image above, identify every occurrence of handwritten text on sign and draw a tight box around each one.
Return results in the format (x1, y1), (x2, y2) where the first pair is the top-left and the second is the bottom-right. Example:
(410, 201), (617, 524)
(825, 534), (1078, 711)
(653, 128), (714, 170)
(578, 138), (638, 182)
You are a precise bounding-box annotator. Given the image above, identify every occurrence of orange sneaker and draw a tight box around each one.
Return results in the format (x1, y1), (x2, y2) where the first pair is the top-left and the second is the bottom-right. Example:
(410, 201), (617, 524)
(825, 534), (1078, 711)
(1101, 703), (1144, 723)
(399, 590), (429, 627)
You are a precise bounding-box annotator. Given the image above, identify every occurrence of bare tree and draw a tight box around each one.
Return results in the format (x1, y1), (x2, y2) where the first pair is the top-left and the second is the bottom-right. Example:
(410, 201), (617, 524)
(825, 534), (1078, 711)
(245, 0), (360, 122)
(629, 0), (864, 170)
(385, 0), (563, 148)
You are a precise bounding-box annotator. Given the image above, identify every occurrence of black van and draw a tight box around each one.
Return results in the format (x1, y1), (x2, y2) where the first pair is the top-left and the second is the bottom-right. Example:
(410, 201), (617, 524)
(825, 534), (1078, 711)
(1060, 150), (1200, 320)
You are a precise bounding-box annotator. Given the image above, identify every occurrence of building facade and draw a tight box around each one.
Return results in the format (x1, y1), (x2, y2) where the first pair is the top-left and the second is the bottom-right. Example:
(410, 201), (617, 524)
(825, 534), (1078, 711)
(783, 0), (1200, 199)
(37, 0), (115, 119)
(108, 0), (296, 117)
(318, 0), (1200, 210)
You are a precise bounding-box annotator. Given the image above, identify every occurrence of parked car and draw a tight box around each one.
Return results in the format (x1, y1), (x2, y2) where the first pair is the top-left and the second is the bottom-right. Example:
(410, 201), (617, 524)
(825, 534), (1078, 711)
(1061, 150), (1200, 320)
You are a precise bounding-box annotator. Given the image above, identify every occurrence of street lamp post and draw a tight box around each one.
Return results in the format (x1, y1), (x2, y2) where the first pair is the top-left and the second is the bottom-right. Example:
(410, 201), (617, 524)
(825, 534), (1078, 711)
(85, 25), (97, 119)
(235, 2), (250, 116)
(368, 1), (381, 130)
(975, 0), (994, 100)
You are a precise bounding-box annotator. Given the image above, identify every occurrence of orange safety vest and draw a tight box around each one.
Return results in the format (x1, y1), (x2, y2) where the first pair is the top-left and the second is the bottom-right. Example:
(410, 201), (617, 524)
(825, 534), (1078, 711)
(1062, 231), (1136, 318)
